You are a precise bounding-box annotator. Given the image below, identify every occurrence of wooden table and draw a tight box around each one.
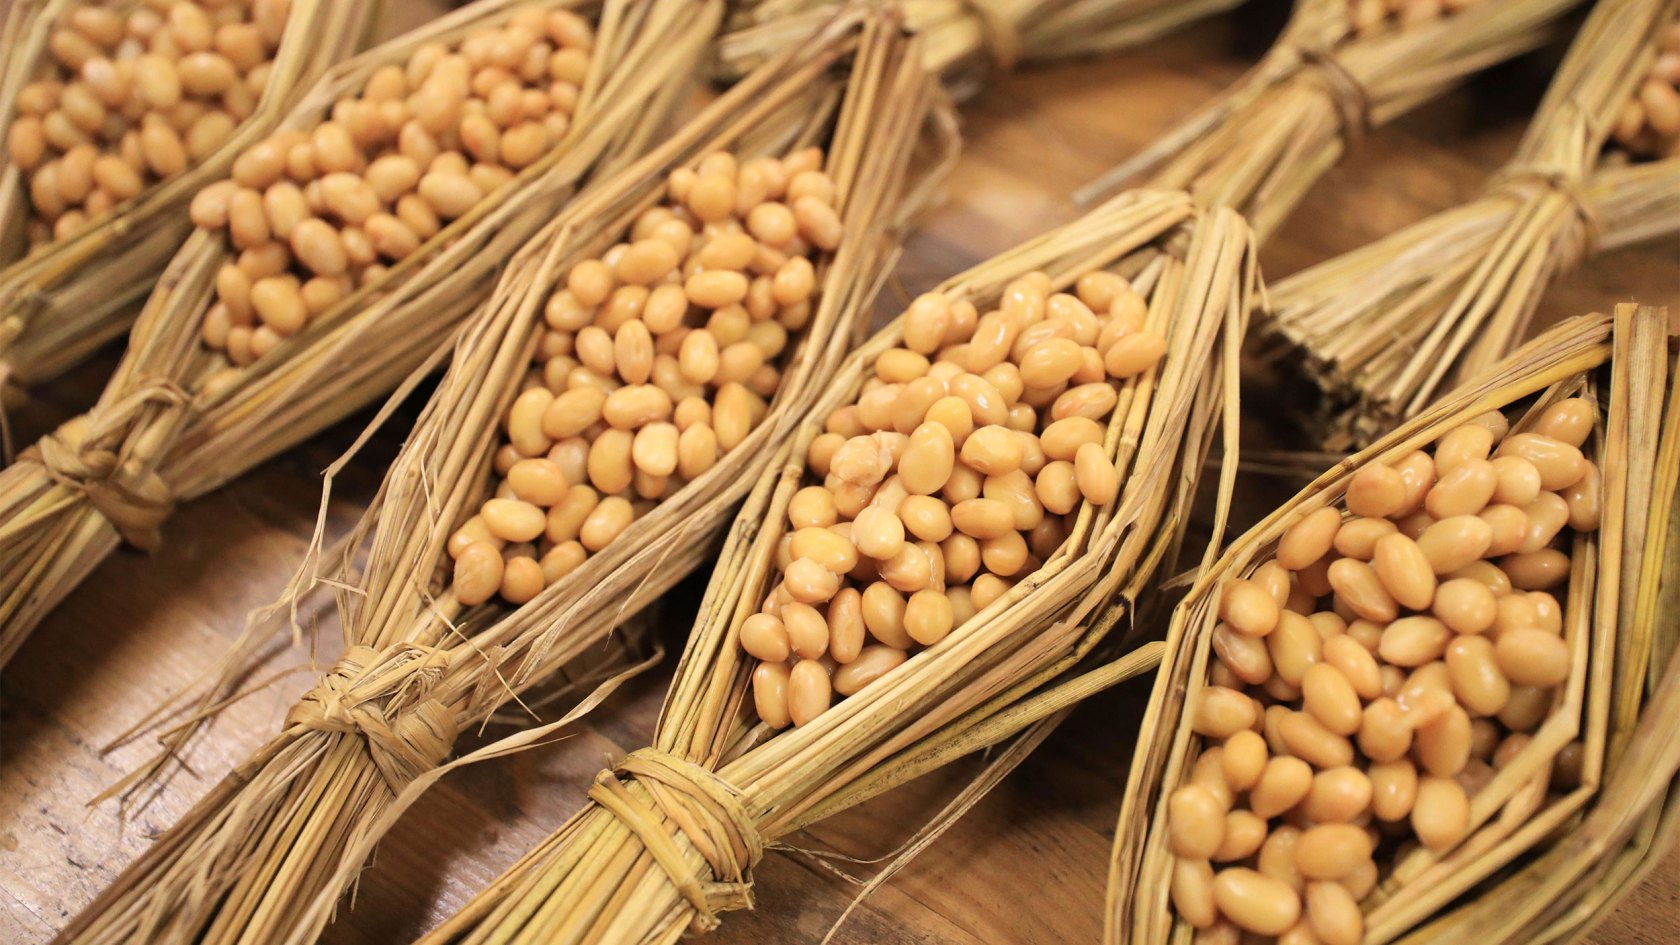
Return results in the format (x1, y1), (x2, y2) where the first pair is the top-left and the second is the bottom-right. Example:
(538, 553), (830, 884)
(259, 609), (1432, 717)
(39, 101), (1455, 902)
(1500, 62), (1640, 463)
(3, 4), (1677, 944)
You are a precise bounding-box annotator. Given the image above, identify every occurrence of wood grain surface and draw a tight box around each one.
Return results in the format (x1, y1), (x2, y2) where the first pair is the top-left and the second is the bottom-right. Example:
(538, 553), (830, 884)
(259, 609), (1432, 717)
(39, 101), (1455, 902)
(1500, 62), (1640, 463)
(2, 3), (1677, 944)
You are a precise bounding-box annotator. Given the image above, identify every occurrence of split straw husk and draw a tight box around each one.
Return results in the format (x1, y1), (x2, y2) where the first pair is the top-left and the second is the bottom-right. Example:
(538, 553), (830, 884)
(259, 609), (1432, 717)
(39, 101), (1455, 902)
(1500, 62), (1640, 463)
(0, 0), (724, 668)
(1259, 0), (1680, 447)
(50, 10), (953, 945)
(1105, 304), (1675, 945)
(715, 0), (1244, 99)
(409, 191), (1259, 945)
(1075, 0), (1583, 238)
(0, 0), (381, 398)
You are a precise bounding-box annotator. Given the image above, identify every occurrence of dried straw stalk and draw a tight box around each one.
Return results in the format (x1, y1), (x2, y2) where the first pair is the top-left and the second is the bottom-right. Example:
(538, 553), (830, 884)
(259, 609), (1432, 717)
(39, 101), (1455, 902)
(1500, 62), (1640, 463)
(716, 0), (1244, 99)
(1261, 0), (1680, 447)
(1105, 304), (1675, 945)
(50, 11), (954, 945)
(409, 191), (1260, 945)
(0, 0), (725, 668)
(0, 0), (380, 397)
(1076, 0), (1583, 238)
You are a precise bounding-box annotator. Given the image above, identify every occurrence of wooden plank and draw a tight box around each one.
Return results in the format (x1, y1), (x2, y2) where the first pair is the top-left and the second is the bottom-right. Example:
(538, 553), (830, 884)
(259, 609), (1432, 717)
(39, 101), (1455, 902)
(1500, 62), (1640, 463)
(2, 7), (1676, 945)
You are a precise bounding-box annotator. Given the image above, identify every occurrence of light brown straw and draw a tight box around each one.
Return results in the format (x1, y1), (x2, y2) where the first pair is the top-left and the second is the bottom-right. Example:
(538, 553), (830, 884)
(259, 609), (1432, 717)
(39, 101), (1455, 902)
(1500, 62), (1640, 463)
(1261, 0), (1680, 447)
(1076, 0), (1583, 238)
(716, 0), (1244, 99)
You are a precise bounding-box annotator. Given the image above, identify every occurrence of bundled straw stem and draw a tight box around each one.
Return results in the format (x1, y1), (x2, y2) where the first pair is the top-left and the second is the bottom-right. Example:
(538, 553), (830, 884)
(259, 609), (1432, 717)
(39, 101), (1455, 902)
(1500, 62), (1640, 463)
(0, 0), (723, 668)
(717, 0), (1245, 99)
(1077, 0), (1581, 236)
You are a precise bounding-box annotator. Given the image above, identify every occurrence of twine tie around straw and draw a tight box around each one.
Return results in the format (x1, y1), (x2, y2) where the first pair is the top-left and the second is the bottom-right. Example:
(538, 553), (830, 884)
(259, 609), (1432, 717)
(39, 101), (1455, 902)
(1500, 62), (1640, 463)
(284, 643), (457, 790)
(1488, 164), (1603, 271)
(1289, 45), (1373, 147)
(587, 747), (766, 933)
(956, 0), (1023, 72)
(27, 378), (188, 551)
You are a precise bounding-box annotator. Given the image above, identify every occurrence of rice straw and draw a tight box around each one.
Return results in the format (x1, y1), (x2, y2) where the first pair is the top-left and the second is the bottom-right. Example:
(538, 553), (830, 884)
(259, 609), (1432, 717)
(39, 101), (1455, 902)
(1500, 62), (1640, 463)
(1076, 0), (1582, 239)
(715, 0), (1244, 99)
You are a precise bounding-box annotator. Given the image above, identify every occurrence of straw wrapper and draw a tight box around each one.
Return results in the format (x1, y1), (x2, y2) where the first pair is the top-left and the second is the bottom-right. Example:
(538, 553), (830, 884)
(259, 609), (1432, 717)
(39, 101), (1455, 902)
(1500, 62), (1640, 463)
(1261, 0), (1680, 447)
(408, 190), (1259, 945)
(0, 0), (379, 398)
(48, 10), (954, 945)
(716, 0), (1244, 99)
(0, 0), (724, 668)
(1105, 304), (1676, 945)
(1076, 0), (1582, 238)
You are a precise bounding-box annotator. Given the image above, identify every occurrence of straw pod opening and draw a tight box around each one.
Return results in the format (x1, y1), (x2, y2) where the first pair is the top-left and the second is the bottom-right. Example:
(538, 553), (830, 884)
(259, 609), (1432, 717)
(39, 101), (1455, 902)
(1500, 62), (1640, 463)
(0, 0), (723, 666)
(724, 225), (1195, 732)
(1109, 310), (1672, 945)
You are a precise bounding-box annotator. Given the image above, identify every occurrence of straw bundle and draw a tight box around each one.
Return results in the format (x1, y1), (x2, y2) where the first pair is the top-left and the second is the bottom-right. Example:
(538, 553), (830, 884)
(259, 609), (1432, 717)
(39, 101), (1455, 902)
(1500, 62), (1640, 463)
(0, 0), (378, 399)
(1106, 303), (1675, 945)
(0, 0), (725, 668)
(49, 10), (953, 945)
(1260, 0), (1680, 447)
(716, 0), (1244, 99)
(1076, 0), (1582, 238)
(404, 188), (1259, 945)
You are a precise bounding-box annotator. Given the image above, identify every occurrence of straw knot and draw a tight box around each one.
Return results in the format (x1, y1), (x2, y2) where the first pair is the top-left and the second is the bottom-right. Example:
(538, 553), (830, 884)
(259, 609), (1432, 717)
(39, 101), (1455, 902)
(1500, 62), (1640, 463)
(588, 748), (765, 933)
(1489, 164), (1602, 271)
(958, 0), (1022, 72)
(285, 643), (456, 790)
(1283, 45), (1371, 147)
(26, 379), (188, 550)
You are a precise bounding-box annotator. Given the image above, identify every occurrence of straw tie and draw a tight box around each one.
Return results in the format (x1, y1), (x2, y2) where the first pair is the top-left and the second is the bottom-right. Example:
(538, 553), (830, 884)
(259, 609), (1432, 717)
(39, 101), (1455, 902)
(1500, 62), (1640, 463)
(27, 378), (188, 551)
(1488, 164), (1603, 271)
(285, 643), (457, 790)
(1287, 44), (1372, 147)
(957, 0), (1023, 72)
(587, 748), (765, 932)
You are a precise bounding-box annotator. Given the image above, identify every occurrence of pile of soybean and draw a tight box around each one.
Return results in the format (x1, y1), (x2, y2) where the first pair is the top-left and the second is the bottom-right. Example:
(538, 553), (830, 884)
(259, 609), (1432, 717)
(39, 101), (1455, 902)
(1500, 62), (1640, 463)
(191, 6), (594, 365)
(448, 146), (842, 607)
(1170, 397), (1601, 945)
(1611, 17), (1680, 158)
(741, 270), (1171, 730)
